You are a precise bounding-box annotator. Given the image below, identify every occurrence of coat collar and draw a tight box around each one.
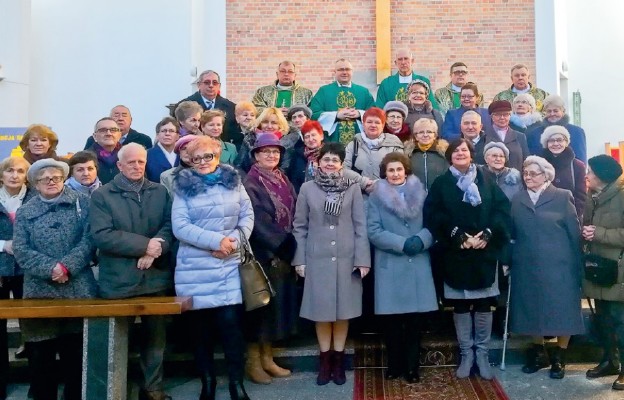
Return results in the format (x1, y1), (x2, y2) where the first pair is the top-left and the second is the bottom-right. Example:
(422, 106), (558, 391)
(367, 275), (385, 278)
(371, 176), (426, 219)
(518, 184), (557, 210)
(20, 187), (81, 220)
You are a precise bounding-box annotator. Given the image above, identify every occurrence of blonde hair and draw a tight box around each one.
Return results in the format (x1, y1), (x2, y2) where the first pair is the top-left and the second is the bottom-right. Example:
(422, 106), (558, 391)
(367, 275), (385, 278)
(412, 118), (438, 136)
(254, 107), (289, 134)
(0, 156), (31, 184)
(235, 101), (257, 116)
(200, 110), (225, 128)
(175, 101), (203, 122)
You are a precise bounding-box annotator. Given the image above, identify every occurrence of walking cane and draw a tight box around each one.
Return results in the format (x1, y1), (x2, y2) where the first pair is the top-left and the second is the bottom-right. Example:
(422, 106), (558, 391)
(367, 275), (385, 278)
(500, 273), (511, 370)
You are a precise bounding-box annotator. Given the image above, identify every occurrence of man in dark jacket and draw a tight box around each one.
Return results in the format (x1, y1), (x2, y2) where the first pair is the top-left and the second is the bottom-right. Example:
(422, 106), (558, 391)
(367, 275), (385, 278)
(174, 70), (238, 145)
(90, 143), (173, 400)
(84, 105), (153, 150)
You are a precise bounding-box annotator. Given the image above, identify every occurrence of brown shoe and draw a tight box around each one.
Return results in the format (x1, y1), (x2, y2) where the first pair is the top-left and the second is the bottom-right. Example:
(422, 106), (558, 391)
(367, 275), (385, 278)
(260, 342), (291, 378)
(245, 343), (272, 384)
(613, 374), (624, 390)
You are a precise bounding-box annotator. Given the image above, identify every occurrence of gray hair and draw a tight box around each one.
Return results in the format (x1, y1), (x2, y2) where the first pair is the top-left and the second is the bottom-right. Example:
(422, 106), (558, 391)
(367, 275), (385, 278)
(542, 94), (566, 111)
(196, 70), (221, 84)
(524, 156), (556, 181)
(93, 117), (118, 133)
(461, 110), (482, 123)
(118, 143), (147, 163)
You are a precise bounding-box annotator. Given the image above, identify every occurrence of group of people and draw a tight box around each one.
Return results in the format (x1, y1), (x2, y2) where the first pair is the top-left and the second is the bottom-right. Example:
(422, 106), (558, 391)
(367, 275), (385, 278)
(1, 50), (623, 400)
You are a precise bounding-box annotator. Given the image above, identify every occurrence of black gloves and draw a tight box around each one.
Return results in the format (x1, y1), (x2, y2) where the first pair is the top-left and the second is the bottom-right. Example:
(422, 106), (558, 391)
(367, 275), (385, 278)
(403, 236), (424, 256)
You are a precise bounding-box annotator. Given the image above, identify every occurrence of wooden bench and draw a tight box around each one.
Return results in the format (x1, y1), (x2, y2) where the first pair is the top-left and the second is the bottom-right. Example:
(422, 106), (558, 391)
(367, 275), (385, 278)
(0, 296), (193, 400)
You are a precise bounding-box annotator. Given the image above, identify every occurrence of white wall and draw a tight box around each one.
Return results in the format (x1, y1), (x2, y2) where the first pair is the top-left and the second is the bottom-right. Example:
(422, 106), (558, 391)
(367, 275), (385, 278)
(566, 0), (623, 157)
(28, 0), (226, 154)
(0, 0), (31, 127)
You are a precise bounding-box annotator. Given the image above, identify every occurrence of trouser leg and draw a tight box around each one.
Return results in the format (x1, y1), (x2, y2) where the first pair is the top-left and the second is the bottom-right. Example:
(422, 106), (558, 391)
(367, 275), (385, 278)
(138, 315), (167, 392)
(57, 333), (83, 400)
(216, 305), (245, 382)
(404, 313), (422, 374)
(27, 339), (58, 400)
(383, 314), (404, 375)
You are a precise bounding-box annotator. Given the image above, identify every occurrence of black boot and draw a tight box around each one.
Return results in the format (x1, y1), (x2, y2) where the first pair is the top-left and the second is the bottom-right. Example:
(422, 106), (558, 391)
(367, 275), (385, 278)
(228, 380), (250, 400)
(521, 344), (549, 374)
(549, 346), (566, 379)
(199, 374), (217, 400)
(587, 360), (620, 378)
(331, 350), (346, 385)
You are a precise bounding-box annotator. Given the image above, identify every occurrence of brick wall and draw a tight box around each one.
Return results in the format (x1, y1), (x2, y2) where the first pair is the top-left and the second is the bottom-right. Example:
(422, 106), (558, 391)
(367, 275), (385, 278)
(226, 0), (535, 105)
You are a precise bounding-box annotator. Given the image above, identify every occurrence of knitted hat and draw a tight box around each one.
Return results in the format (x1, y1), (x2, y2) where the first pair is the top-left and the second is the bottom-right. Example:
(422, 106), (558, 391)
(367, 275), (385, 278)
(542, 94), (566, 111)
(588, 155), (623, 185)
(540, 125), (570, 149)
(174, 135), (198, 154)
(483, 142), (510, 159)
(383, 101), (409, 119)
(513, 93), (537, 110)
(28, 158), (69, 184)
(250, 132), (285, 155)
(524, 156), (556, 181)
(488, 100), (512, 115)
(287, 104), (312, 121)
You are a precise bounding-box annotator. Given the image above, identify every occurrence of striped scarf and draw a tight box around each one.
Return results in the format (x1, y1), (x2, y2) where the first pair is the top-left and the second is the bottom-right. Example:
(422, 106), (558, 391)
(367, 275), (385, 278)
(313, 169), (354, 216)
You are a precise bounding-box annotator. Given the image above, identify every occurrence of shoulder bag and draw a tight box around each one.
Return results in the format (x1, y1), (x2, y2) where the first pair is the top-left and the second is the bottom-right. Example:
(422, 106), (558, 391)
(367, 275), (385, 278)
(237, 228), (276, 311)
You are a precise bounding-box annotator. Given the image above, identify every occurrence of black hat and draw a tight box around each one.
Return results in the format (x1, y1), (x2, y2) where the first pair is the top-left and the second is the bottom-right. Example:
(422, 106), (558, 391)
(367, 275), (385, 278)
(588, 155), (623, 184)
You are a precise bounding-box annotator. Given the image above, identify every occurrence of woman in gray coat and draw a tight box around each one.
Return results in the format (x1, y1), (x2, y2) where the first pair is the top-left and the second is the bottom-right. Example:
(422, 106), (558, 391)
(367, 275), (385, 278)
(292, 142), (371, 386)
(367, 152), (437, 383)
(510, 156), (584, 379)
(13, 159), (96, 400)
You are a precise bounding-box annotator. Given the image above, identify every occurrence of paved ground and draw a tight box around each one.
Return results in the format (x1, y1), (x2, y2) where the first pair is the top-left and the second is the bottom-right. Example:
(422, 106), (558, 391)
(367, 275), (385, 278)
(6, 364), (624, 400)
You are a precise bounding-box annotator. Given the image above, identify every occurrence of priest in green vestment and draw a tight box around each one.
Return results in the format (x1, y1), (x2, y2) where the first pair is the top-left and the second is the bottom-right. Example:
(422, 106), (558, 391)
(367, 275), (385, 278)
(310, 59), (375, 145)
(251, 60), (314, 115)
(376, 49), (438, 109)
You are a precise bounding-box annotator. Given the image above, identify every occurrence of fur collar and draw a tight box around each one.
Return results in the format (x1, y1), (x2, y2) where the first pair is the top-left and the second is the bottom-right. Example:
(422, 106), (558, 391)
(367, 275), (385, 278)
(173, 164), (240, 198)
(407, 100), (433, 114)
(489, 167), (521, 186)
(371, 176), (426, 219)
(544, 114), (570, 127)
(510, 112), (542, 129)
(404, 138), (448, 158)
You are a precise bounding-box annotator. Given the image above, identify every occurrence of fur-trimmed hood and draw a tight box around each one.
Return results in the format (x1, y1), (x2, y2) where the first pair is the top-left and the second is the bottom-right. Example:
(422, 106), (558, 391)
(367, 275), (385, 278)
(173, 164), (241, 198)
(404, 138), (448, 158)
(370, 175), (427, 219)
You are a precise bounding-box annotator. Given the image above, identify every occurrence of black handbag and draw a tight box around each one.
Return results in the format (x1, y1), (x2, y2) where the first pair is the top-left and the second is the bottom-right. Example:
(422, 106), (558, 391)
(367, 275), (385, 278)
(237, 228), (276, 311)
(584, 249), (623, 287)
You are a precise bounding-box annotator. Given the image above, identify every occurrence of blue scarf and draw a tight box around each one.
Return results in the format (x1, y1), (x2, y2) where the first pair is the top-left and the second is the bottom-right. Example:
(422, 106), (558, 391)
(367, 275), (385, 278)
(65, 176), (102, 196)
(199, 167), (223, 186)
(450, 164), (482, 207)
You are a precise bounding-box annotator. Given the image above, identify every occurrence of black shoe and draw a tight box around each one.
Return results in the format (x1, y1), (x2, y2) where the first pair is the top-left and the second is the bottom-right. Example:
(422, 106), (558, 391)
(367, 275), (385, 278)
(404, 370), (420, 384)
(384, 369), (402, 380)
(521, 344), (549, 374)
(587, 360), (620, 378)
(613, 374), (624, 390)
(549, 346), (566, 379)
(199, 374), (217, 400)
(228, 381), (250, 400)
(14, 345), (27, 359)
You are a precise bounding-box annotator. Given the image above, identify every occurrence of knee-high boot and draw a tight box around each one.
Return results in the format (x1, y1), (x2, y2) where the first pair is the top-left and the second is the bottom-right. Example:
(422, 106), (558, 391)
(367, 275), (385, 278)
(453, 313), (474, 379)
(474, 312), (494, 380)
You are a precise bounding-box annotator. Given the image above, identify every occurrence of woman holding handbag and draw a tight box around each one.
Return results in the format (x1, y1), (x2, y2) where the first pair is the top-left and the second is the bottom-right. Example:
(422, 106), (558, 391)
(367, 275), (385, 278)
(243, 133), (299, 385)
(582, 155), (624, 391)
(172, 136), (254, 400)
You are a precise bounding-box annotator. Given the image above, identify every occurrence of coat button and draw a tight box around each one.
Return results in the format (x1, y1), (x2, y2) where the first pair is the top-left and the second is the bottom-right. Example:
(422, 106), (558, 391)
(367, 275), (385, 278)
(331, 241), (336, 245)
(331, 257), (337, 261)
(404, 223), (409, 227)
(408, 258), (413, 262)
(330, 225), (335, 230)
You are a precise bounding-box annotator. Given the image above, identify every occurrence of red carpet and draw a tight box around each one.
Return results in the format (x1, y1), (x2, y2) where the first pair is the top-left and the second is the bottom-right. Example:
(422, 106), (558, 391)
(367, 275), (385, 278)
(353, 336), (510, 400)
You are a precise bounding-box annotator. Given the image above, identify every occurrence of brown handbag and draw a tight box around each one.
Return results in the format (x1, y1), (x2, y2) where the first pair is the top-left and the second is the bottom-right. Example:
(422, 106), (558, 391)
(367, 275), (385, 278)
(237, 228), (276, 311)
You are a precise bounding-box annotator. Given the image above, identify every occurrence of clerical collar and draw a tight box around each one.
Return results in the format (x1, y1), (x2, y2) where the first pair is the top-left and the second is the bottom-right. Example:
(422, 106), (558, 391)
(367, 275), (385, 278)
(398, 74), (412, 84)
(337, 82), (352, 88)
(451, 83), (462, 92)
(512, 85), (531, 94)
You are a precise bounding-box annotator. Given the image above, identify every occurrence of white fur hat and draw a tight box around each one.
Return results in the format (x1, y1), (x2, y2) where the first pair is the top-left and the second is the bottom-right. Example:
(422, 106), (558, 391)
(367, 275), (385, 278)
(523, 155), (555, 181)
(540, 125), (571, 149)
(483, 141), (510, 159)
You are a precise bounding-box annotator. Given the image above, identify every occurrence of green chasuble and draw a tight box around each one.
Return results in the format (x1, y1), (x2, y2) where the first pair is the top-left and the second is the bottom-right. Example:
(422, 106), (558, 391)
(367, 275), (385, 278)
(376, 72), (439, 110)
(310, 82), (375, 145)
(275, 90), (293, 108)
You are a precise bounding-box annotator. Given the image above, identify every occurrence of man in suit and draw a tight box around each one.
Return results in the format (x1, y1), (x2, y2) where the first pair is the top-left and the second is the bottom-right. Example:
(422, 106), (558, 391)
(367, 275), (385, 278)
(84, 105), (153, 150)
(175, 70), (239, 146)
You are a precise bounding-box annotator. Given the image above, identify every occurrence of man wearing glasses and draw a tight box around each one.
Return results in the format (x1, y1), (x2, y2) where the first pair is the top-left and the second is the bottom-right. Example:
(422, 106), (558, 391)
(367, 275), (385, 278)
(434, 62), (481, 117)
(251, 60), (313, 116)
(177, 70), (239, 146)
(310, 58), (375, 145)
(376, 49), (437, 109)
(84, 105), (153, 150)
(493, 64), (549, 112)
(86, 117), (123, 184)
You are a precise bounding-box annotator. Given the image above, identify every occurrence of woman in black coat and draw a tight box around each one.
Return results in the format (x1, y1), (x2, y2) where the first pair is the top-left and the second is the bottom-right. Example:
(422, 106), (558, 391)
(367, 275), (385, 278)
(424, 138), (511, 381)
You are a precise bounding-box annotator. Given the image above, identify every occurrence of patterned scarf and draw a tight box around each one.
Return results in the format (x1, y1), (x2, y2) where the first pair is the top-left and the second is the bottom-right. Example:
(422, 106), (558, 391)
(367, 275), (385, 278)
(248, 164), (295, 232)
(313, 169), (354, 216)
(450, 164), (482, 207)
(92, 142), (121, 168)
(361, 133), (386, 150)
(0, 185), (27, 223)
(114, 173), (146, 199)
(64, 176), (102, 196)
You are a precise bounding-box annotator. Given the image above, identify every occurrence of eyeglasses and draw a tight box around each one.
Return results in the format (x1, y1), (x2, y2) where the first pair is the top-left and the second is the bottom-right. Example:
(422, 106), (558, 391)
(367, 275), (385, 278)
(258, 149), (281, 156)
(320, 157), (341, 164)
(415, 130), (436, 136)
(488, 154), (506, 159)
(523, 171), (544, 178)
(514, 100), (530, 105)
(96, 127), (121, 134)
(547, 137), (567, 144)
(452, 70), (468, 76)
(191, 153), (215, 164)
(386, 115), (403, 120)
(460, 94), (475, 99)
(409, 91), (426, 96)
(159, 129), (178, 134)
(492, 112), (511, 118)
(201, 80), (220, 86)
(36, 176), (64, 184)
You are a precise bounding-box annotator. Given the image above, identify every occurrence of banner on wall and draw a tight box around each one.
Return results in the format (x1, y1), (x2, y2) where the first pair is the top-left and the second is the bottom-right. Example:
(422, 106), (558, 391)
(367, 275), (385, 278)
(0, 128), (26, 159)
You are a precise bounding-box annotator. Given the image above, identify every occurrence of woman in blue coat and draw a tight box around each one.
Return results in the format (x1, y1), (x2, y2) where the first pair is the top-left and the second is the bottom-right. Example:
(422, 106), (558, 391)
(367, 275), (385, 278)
(172, 136), (254, 400)
(367, 152), (437, 383)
